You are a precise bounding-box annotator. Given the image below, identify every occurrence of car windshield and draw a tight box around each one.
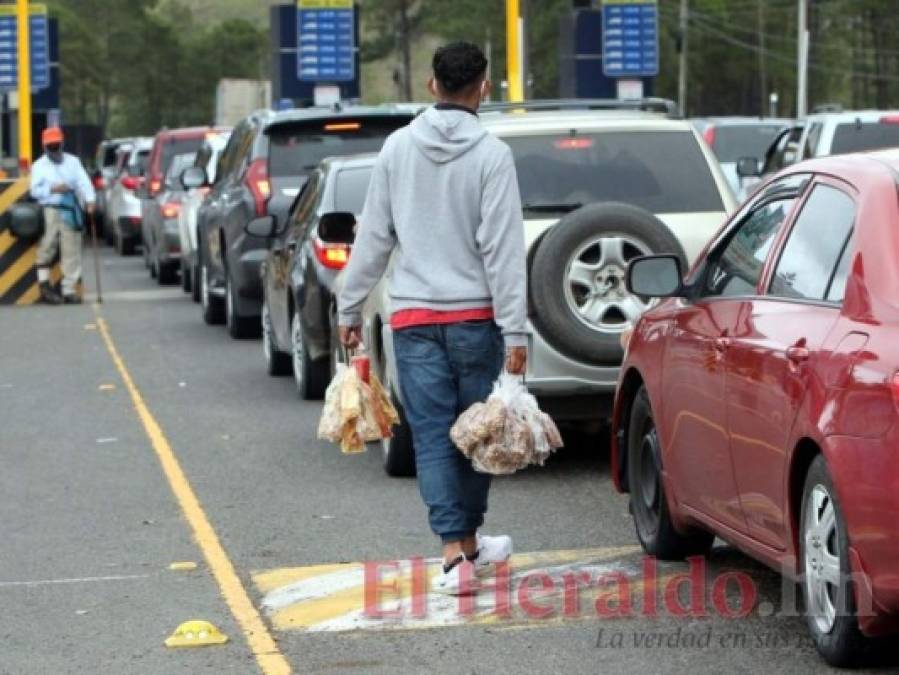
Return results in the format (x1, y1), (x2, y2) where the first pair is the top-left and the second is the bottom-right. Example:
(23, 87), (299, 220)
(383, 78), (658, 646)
(268, 119), (408, 178)
(166, 152), (197, 187)
(830, 121), (899, 154)
(134, 150), (150, 174)
(710, 124), (785, 162)
(334, 166), (373, 214)
(506, 130), (724, 214)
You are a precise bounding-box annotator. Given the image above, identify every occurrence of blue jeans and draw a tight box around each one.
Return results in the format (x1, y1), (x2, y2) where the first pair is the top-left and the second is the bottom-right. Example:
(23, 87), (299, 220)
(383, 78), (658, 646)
(394, 321), (504, 543)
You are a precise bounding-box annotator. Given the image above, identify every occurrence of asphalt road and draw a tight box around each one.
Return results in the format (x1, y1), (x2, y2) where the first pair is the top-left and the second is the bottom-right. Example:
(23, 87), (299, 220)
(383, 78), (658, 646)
(1, 248), (895, 674)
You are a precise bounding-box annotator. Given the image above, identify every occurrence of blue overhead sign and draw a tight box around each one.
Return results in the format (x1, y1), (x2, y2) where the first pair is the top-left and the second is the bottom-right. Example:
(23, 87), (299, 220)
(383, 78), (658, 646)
(296, 0), (356, 83)
(0, 3), (50, 91)
(601, 0), (659, 78)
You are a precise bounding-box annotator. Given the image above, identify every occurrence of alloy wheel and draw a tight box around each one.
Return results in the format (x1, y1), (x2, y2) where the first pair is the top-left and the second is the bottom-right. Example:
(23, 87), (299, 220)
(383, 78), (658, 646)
(804, 484), (841, 635)
(262, 300), (273, 365)
(292, 314), (305, 392)
(201, 264), (210, 311)
(564, 235), (654, 333)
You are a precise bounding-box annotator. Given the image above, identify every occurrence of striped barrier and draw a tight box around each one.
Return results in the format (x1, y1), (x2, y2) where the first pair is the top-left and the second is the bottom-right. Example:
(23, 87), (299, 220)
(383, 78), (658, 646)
(0, 177), (63, 305)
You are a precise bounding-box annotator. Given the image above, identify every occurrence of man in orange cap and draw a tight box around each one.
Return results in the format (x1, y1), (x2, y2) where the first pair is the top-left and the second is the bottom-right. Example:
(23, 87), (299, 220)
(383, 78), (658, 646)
(30, 126), (96, 304)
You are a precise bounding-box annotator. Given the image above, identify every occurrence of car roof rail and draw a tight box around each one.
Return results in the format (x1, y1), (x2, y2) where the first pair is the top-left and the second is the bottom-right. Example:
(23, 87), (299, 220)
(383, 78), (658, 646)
(479, 98), (681, 119)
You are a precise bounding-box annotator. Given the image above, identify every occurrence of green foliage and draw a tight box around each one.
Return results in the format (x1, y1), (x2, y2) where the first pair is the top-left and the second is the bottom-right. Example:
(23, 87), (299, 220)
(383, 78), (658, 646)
(46, 0), (267, 136)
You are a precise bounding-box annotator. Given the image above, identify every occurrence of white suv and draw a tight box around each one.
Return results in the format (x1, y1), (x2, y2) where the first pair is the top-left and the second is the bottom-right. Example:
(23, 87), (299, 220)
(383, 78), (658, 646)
(342, 100), (736, 475)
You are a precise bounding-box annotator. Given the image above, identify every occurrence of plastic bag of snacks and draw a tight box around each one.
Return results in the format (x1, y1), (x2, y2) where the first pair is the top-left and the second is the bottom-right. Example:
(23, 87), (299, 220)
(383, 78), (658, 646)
(450, 373), (563, 475)
(318, 354), (399, 454)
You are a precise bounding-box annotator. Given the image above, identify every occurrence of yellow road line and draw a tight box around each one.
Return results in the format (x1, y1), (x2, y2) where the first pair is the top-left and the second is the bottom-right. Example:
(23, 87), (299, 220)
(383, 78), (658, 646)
(94, 311), (291, 675)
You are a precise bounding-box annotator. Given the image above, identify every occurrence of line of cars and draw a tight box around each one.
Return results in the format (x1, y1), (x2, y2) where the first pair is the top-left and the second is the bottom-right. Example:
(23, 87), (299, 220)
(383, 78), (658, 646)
(91, 100), (899, 662)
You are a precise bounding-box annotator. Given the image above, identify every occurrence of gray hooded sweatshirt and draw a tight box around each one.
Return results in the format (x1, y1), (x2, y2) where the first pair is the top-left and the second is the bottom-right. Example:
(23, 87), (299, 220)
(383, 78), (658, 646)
(338, 106), (527, 348)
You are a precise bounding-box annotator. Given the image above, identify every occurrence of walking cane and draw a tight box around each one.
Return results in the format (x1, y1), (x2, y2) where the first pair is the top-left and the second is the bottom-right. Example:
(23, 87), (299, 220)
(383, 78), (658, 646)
(88, 210), (103, 304)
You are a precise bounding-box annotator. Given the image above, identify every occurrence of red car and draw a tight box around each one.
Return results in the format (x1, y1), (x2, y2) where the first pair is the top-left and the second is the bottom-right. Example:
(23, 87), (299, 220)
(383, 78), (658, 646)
(612, 151), (899, 666)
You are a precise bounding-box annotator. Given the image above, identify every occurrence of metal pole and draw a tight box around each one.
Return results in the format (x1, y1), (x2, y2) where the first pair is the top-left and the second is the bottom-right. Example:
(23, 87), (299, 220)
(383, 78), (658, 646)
(89, 210), (103, 304)
(506, 0), (524, 102)
(797, 0), (808, 117)
(16, 0), (31, 170)
(677, 0), (688, 116)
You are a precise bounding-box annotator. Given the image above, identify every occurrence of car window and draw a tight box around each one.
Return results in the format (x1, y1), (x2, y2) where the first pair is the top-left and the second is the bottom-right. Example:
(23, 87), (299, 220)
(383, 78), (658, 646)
(161, 137), (203, 176)
(334, 166), (373, 214)
(267, 118), (408, 178)
(703, 198), (795, 298)
(505, 130), (724, 214)
(831, 120), (899, 154)
(165, 153), (197, 187)
(710, 124), (785, 163)
(803, 122), (823, 159)
(769, 184), (855, 301)
(291, 171), (322, 229)
(215, 129), (244, 183)
(825, 235), (854, 303)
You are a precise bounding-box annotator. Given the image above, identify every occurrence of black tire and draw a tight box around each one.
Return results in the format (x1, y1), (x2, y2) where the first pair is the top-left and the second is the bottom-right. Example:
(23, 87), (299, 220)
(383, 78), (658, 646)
(115, 223), (136, 255)
(157, 260), (177, 285)
(380, 368), (416, 477)
(291, 312), (328, 400)
(181, 260), (192, 293)
(529, 203), (687, 367)
(225, 273), (260, 339)
(627, 386), (714, 560)
(262, 296), (292, 376)
(800, 455), (866, 667)
(191, 264), (201, 303)
(201, 259), (225, 325)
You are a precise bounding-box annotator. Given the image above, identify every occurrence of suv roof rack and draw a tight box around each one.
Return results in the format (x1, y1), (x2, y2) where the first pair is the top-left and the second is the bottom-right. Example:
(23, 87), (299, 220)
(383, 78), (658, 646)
(479, 98), (681, 119)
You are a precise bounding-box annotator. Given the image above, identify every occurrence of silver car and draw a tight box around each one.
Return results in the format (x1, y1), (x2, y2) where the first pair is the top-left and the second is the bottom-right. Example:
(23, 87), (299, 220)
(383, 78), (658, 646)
(107, 137), (153, 255)
(340, 100), (737, 476)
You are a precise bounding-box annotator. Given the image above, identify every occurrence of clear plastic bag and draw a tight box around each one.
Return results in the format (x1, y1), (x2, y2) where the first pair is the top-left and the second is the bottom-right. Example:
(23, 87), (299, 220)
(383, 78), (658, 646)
(318, 359), (399, 455)
(451, 373), (564, 475)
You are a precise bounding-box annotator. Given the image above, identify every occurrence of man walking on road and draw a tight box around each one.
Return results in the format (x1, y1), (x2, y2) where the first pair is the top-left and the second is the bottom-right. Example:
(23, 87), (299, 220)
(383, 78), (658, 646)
(30, 127), (96, 305)
(338, 42), (527, 594)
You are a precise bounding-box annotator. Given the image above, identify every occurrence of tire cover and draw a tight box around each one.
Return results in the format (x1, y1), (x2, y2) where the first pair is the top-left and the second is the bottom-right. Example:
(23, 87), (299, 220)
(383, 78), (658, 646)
(529, 202), (686, 367)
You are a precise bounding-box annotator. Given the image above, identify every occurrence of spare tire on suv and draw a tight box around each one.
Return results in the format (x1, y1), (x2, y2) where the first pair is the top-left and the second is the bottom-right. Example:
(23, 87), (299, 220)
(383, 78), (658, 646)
(529, 202), (687, 367)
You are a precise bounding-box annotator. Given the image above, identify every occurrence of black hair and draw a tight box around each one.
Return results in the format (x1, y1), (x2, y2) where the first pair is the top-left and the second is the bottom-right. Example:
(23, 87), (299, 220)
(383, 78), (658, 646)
(432, 41), (488, 94)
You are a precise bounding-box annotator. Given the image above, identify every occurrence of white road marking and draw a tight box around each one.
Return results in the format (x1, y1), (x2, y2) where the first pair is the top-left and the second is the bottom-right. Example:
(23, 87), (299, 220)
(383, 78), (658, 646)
(0, 573), (152, 588)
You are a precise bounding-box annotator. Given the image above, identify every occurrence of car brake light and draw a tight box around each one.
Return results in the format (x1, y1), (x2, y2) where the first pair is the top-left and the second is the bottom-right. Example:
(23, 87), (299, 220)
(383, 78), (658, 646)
(891, 372), (899, 414)
(93, 176), (105, 190)
(121, 175), (142, 191)
(554, 138), (594, 150)
(313, 238), (350, 270)
(161, 202), (181, 219)
(325, 122), (361, 132)
(703, 125), (716, 148)
(149, 176), (162, 195)
(245, 158), (271, 217)
(880, 115), (899, 125)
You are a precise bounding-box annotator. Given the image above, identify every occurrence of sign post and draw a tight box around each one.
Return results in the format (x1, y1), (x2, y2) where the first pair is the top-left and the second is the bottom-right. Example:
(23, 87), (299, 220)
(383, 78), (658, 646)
(296, 0), (355, 87)
(601, 0), (659, 101)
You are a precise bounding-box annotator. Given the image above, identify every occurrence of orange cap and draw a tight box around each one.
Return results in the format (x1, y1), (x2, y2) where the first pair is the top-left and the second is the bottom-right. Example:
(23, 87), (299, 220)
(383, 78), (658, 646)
(42, 127), (64, 145)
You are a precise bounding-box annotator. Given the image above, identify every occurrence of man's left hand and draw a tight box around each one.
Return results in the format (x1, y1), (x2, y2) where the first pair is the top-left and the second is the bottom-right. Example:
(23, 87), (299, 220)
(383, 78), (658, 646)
(505, 346), (527, 375)
(340, 325), (362, 349)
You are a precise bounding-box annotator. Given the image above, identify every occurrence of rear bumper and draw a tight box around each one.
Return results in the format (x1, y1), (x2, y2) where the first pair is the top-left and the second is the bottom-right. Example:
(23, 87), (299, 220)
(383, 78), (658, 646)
(827, 434), (899, 636)
(117, 216), (142, 241)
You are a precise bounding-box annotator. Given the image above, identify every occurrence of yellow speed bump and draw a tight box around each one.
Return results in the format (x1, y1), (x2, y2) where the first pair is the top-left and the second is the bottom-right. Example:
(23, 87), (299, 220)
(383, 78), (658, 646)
(164, 620), (228, 648)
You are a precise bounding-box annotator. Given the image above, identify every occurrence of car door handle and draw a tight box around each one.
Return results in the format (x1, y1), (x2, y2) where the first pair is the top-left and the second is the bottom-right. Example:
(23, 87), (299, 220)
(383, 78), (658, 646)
(714, 337), (730, 352)
(786, 345), (810, 363)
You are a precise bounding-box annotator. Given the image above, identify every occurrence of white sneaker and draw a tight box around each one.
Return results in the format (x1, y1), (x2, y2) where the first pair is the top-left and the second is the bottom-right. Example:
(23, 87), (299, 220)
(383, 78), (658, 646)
(474, 533), (513, 576)
(433, 555), (479, 596)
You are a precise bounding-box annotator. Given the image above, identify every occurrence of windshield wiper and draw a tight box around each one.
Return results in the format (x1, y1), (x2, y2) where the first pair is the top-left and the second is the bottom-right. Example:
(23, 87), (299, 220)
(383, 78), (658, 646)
(522, 201), (583, 214)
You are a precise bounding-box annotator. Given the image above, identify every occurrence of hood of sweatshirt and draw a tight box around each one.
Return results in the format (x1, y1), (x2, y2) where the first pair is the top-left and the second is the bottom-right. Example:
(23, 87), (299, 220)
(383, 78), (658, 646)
(409, 106), (488, 164)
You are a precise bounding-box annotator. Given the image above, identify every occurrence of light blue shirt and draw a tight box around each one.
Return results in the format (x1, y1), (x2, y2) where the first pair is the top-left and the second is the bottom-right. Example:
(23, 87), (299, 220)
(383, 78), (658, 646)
(30, 152), (96, 207)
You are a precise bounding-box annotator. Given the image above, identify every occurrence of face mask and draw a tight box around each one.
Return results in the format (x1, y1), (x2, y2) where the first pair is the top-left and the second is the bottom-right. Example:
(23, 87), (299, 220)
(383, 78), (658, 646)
(46, 144), (62, 161)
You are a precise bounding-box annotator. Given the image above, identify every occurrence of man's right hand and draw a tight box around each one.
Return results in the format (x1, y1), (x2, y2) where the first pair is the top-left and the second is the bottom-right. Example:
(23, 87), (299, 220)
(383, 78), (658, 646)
(505, 346), (527, 375)
(340, 325), (362, 349)
(51, 183), (70, 194)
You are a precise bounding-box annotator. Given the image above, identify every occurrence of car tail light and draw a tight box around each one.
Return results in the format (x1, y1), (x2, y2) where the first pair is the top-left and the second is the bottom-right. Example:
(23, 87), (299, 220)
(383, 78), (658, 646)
(245, 158), (271, 217)
(891, 372), (899, 414)
(554, 138), (594, 150)
(880, 115), (899, 125)
(149, 176), (163, 196)
(703, 125), (716, 148)
(313, 238), (350, 270)
(161, 202), (181, 219)
(93, 175), (105, 190)
(120, 175), (142, 191)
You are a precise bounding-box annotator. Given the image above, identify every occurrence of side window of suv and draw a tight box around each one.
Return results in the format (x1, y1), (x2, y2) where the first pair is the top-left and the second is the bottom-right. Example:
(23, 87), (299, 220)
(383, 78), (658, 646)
(215, 130), (242, 185)
(768, 184), (855, 302)
(703, 198), (796, 298)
